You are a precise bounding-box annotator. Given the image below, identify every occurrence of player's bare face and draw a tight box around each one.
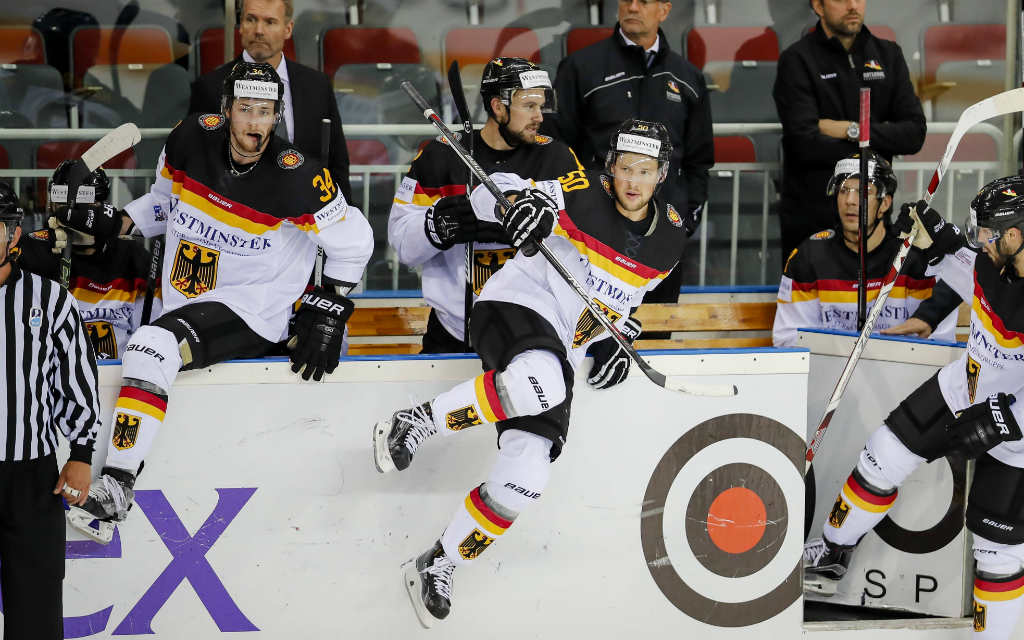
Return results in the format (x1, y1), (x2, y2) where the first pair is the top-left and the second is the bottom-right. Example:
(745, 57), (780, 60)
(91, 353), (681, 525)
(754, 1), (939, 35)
(239, 0), (293, 66)
(611, 153), (659, 215)
(816, 0), (864, 38)
(618, 0), (671, 46)
(836, 177), (886, 237)
(505, 89), (547, 144)
(228, 98), (276, 157)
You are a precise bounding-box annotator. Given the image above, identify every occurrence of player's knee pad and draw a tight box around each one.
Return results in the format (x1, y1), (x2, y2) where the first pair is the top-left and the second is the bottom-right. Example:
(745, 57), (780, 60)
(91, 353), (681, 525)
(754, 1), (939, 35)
(974, 535), (1024, 577)
(121, 325), (182, 393)
(857, 424), (927, 491)
(495, 349), (567, 418)
(883, 373), (957, 460)
(967, 456), (1024, 545)
(482, 429), (553, 518)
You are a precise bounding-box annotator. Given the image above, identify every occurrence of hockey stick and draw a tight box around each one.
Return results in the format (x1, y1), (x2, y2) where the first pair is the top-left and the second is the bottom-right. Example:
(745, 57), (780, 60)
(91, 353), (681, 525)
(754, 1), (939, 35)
(58, 123), (142, 288)
(805, 87), (1024, 470)
(314, 118), (330, 287)
(402, 81), (737, 397)
(448, 60), (475, 351)
(140, 237), (161, 325)
(856, 87), (870, 330)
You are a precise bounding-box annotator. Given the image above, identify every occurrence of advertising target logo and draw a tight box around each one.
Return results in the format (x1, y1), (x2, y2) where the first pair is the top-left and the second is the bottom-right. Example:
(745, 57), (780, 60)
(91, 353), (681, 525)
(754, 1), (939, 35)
(640, 413), (804, 627)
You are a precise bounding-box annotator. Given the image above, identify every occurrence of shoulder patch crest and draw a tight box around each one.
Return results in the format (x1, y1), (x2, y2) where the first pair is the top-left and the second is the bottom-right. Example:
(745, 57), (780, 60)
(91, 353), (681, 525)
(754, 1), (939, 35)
(811, 229), (835, 240)
(29, 229), (51, 241)
(599, 173), (613, 197)
(666, 203), (683, 227)
(277, 149), (304, 170)
(534, 134), (552, 145)
(198, 113), (225, 130)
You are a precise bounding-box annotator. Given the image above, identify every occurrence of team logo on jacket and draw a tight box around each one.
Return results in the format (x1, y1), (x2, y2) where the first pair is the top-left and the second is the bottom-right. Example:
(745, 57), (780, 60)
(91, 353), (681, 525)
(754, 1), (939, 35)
(278, 149), (304, 170)
(86, 320), (117, 359)
(828, 495), (851, 528)
(974, 601), (987, 631)
(170, 240), (219, 299)
(198, 113), (225, 130)
(29, 229), (50, 241)
(967, 355), (981, 403)
(865, 60), (883, 71)
(446, 405), (483, 431)
(812, 229), (835, 240)
(534, 134), (552, 145)
(458, 528), (494, 560)
(863, 60), (885, 80)
(112, 412), (141, 450)
(573, 299), (622, 348)
(666, 203), (683, 227)
(667, 79), (680, 93)
(600, 174), (613, 197)
(472, 248), (516, 295)
(1002, 189), (1018, 197)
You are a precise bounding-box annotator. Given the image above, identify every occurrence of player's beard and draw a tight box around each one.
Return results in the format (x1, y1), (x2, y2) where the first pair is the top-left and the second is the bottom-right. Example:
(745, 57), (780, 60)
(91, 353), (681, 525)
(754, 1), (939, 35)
(230, 125), (271, 160)
(824, 11), (863, 37)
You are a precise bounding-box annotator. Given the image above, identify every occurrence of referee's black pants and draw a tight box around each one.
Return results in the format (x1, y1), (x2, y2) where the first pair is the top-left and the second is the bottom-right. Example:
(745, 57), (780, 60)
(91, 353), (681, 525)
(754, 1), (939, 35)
(0, 454), (64, 640)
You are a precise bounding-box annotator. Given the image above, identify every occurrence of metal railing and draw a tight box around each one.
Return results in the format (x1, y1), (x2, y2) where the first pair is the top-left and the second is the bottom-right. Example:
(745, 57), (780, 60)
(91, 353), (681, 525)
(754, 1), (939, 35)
(0, 122), (1005, 288)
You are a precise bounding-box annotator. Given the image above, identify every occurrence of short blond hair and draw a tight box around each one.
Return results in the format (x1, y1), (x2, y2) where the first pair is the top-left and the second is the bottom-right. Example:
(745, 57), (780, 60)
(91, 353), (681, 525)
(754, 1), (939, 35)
(239, 0), (294, 20)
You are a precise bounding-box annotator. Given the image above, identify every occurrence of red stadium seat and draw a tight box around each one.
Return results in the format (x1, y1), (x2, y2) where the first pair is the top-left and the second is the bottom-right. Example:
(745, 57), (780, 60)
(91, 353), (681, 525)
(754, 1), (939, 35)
(713, 136), (756, 164)
(869, 25), (897, 43)
(922, 24), (1005, 86)
(197, 27), (297, 76)
(443, 27), (541, 69)
(346, 139), (389, 166)
(0, 26), (45, 64)
(0, 144), (9, 169)
(321, 27), (420, 83)
(685, 26), (779, 70)
(565, 27), (612, 57)
(35, 142), (137, 209)
(70, 26), (173, 88)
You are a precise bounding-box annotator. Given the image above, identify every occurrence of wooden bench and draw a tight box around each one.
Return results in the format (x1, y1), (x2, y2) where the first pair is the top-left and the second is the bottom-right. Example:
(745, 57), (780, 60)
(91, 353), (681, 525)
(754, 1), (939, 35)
(345, 293), (974, 356)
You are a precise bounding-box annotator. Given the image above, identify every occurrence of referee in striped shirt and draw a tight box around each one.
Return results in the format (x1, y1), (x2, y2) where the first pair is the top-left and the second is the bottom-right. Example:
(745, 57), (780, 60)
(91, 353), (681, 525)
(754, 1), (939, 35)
(0, 183), (99, 640)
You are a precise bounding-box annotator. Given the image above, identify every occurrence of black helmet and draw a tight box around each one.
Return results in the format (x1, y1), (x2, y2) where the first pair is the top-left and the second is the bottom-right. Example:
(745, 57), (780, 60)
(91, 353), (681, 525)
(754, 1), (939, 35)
(604, 118), (673, 184)
(825, 149), (897, 200)
(48, 160), (110, 209)
(966, 175), (1024, 248)
(0, 181), (23, 249)
(220, 61), (284, 117)
(480, 57), (556, 118)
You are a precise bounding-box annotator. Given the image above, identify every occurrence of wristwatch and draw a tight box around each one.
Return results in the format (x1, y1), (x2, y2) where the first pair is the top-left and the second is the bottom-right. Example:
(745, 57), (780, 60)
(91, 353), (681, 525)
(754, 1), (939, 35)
(846, 121), (860, 142)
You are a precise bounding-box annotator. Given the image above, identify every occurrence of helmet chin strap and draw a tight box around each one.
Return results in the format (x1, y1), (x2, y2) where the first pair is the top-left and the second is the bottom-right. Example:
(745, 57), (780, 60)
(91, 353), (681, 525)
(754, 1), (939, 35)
(495, 109), (522, 148)
(998, 232), (1024, 278)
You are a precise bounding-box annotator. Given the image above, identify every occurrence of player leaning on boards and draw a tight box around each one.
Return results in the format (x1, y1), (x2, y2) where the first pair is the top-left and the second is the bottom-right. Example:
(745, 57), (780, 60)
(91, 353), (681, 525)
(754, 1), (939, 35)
(18, 163), (161, 359)
(773, 150), (955, 346)
(389, 57), (583, 353)
(373, 119), (685, 627)
(804, 176), (1024, 639)
(64, 61), (372, 544)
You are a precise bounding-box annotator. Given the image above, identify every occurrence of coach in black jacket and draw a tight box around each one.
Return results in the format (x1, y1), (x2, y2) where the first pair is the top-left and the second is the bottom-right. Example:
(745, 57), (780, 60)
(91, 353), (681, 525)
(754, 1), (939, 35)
(546, 2), (712, 317)
(773, 1), (925, 262)
(188, 0), (352, 201)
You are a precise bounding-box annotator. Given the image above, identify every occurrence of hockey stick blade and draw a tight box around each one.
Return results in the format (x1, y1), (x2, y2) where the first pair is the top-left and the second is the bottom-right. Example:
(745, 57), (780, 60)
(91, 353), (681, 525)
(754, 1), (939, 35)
(81, 123), (141, 172)
(805, 87), (1024, 469)
(401, 80), (737, 398)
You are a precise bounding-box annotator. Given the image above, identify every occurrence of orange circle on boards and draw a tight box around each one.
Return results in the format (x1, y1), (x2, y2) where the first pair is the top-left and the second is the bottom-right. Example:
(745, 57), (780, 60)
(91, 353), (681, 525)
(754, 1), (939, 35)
(706, 487), (767, 554)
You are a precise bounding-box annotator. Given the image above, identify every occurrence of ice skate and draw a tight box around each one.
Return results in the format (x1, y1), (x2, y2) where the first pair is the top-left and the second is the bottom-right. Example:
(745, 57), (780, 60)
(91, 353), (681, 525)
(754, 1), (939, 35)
(402, 540), (456, 628)
(803, 536), (855, 596)
(373, 402), (436, 473)
(66, 468), (135, 544)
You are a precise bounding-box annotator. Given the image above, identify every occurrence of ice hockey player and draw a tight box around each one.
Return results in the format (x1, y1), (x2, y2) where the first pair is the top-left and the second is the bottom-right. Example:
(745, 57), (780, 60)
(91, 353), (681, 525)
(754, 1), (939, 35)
(17, 162), (161, 359)
(373, 118), (685, 627)
(65, 61), (373, 543)
(804, 175), (1024, 640)
(389, 57), (584, 353)
(773, 150), (955, 346)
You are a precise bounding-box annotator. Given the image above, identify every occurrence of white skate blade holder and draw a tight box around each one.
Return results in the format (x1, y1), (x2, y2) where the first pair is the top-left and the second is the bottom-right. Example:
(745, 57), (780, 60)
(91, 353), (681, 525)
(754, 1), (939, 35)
(402, 559), (439, 629)
(66, 506), (116, 544)
(803, 574), (840, 598)
(372, 418), (396, 474)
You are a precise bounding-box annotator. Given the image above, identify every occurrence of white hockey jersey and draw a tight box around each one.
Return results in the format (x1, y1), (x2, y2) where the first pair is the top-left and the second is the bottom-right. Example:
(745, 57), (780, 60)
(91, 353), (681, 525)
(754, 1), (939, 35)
(124, 113), (373, 342)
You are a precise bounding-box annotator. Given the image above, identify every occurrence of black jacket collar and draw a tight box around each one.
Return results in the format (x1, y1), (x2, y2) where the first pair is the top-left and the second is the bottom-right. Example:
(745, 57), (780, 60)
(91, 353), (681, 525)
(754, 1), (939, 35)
(613, 23), (671, 65)
(810, 20), (875, 55)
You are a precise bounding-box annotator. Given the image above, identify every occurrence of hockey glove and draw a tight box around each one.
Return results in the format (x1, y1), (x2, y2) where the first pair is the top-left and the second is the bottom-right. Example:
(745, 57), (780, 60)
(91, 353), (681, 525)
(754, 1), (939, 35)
(935, 393), (1022, 461)
(51, 202), (122, 241)
(895, 200), (966, 265)
(684, 204), (703, 238)
(288, 287), (354, 381)
(499, 188), (557, 257)
(586, 316), (642, 390)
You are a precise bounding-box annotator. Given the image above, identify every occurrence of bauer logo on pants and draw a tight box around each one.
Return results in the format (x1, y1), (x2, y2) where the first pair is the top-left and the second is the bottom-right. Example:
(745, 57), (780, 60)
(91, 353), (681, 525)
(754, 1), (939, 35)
(170, 240), (219, 299)
(86, 320), (118, 359)
(458, 529), (494, 560)
(446, 406), (483, 431)
(112, 412), (141, 450)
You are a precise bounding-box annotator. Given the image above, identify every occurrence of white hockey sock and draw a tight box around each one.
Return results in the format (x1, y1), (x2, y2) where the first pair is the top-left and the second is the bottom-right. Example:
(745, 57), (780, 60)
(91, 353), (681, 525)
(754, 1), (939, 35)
(973, 572), (1024, 638)
(440, 430), (552, 565)
(105, 326), (182, 474)
(430, 350), (566, 435)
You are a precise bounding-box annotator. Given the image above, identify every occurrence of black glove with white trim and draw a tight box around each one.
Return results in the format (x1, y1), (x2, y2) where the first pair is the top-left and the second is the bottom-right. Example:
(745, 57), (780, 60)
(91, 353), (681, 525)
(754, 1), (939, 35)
(894, 200), (965, 265)
(940, 393), (1021, 461)
(288, 287), (354, 381)
(424, 194), (506, 250)
(586, 316), (642, 390)
(498, 188), (557, 257)
(51, 202), (122, 241)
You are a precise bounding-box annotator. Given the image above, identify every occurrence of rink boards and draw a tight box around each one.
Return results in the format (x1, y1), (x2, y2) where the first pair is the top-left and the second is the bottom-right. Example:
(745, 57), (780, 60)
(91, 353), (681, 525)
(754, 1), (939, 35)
(6, 350), (812, 639)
